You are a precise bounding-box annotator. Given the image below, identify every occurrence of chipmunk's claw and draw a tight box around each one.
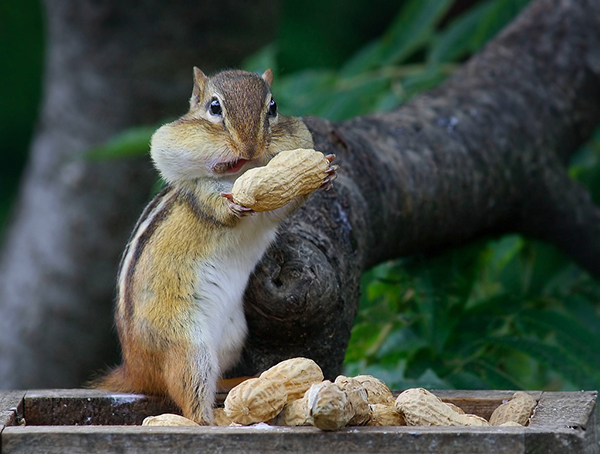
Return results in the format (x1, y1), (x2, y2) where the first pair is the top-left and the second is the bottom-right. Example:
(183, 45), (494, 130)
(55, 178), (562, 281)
(221, 192), (255, 217)
(321, 164), (339, 190)
(325, 164), (339, 175)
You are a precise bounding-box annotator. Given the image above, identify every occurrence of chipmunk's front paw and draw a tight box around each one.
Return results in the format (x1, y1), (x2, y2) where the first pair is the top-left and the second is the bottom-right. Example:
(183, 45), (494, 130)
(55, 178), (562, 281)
(321, 154), (339, 191)
(221, 192), (255, 217)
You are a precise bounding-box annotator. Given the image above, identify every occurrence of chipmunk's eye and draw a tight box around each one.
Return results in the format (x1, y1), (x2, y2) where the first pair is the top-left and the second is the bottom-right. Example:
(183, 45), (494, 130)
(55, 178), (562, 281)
(268, 97), (277, 117)
(209, 98), (222, 116)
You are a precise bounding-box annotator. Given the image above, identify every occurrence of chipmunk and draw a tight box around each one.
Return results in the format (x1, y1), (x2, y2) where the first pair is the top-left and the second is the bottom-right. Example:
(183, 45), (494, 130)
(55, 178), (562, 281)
(96, 68), (337, 424)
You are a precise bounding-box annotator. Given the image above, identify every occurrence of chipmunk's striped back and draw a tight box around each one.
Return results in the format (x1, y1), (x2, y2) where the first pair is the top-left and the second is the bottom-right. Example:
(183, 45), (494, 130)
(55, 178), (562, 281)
(117, 186), (176, 323)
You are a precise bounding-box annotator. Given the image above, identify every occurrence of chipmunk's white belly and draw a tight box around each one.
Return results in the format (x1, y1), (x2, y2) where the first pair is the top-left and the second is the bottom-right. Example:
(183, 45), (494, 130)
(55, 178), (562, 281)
(191, 216), (279, 374)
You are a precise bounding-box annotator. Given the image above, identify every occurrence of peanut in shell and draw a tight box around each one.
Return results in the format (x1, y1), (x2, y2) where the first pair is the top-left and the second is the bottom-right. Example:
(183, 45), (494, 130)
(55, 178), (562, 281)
(395, 388), (489, 427)
(306, 380), (353, 431)
(141, 413), (200, 427)
(231, 148), (329, 211)
(444, 402), (466, 415)
(333, 375), (371, 425)
(273, 395), (312, 426)
(213, 407), (233, 426)
(260, 357), (324, 403)
(367, 404), (406, 426)
(224, 377), (288, 425)
(489, 391), (537, 426)
(499, 421), (524, 427)
(336, 374), (395, 405)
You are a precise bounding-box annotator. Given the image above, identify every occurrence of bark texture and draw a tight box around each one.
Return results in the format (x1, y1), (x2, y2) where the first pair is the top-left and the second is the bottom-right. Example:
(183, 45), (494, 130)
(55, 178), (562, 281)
(230, 0), (600, 379)
(0, 0), (280, 388)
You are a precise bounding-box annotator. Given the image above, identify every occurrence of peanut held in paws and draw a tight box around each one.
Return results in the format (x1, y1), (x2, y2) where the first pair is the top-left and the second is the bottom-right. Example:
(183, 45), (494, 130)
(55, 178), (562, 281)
(231, 148), (332, 212)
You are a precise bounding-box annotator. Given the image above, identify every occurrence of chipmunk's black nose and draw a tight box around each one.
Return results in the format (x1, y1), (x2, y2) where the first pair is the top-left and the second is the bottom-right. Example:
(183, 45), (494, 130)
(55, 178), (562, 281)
(240, 144), (257, 159)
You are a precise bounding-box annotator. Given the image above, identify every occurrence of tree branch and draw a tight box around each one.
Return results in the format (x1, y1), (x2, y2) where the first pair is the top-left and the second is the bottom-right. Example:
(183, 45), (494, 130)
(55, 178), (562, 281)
(231, 0), (600, 379)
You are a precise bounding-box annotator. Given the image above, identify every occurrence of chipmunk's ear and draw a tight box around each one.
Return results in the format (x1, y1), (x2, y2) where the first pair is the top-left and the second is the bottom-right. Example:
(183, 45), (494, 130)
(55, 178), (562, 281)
(261, 69), (273, 87)
(191, 67), (208, 107)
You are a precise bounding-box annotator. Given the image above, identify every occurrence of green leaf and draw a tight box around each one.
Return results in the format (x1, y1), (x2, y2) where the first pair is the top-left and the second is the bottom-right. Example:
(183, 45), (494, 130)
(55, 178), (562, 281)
(272, 69), (337, 117)
(379, 0), (455, 66)
(525, 242), (574, 295)
(429, 0), (532, 65)
(340, 0), (453, 77)
(486, 235), (524, 276)
(376, 325), (429, 361)
(564, 293), (600, 338)
(570, 126), (600, 205)
(445, 370), (490, 390)
(487, 336), (600, 389)
(466, 359), (525, 390)
(339, 40), (385, 78)
(242, 43), (278, 75)
(413, 368), (453, 390)
(374, 89), (405, 113)
(321, 76), (390, 121)
(429, 0), (499, 64)
(417, 290), (462, 355)
(400, 68), (450, 99)
(520, 309), (600, 366)
(84, 126), (156, 160)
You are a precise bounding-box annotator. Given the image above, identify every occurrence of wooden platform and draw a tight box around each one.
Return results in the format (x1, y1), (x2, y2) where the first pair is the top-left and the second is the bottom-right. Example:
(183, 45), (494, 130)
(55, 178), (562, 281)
(0, 389), (597, 453)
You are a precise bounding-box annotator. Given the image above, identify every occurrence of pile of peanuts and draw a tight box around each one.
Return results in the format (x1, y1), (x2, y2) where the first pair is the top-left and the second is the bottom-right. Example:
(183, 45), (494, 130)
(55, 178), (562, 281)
(143, 357), (537, 430)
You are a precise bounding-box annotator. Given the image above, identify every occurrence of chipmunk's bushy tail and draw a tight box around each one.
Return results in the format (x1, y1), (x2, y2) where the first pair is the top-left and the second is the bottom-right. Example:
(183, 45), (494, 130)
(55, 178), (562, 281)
(89, 365), (134, 392)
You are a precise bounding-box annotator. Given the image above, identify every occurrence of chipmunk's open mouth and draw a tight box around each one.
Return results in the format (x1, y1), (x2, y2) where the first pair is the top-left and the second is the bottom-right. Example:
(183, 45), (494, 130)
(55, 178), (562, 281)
(213, 158), (249, 174)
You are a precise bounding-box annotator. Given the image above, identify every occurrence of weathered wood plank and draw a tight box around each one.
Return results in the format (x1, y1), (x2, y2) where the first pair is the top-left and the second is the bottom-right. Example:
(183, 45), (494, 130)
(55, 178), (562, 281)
(0, 391), (25, 428)
(529, 392), (598, 429)
(0, 392), (25, 416)
(527, 391), (599, 454)
(2, 425), (529, 454)
(22, 390), (179, 426)
(524, 427), (597, 454)
(0, 413), (15, 427)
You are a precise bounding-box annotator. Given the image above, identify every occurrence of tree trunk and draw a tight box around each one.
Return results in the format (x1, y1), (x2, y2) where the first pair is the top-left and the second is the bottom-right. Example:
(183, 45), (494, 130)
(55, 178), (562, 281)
(0, 0), (280, 388)
(230, 0), (600, 379)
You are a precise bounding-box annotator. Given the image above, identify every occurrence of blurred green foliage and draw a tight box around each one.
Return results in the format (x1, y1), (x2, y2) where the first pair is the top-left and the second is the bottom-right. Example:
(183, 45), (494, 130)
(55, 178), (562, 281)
(4, 0), (600, 392)
(0, 0), (44, 232)
(346, 234), (600, 391)
(245, 0), (532, 121)
(276, 0), (403, 71)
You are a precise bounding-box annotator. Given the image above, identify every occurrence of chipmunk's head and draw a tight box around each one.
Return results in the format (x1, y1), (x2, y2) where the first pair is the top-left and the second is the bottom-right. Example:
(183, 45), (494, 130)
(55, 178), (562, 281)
(151, 68), (284, 185)
(190, 68), (277, 167)
(151, 68), (312, 186)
